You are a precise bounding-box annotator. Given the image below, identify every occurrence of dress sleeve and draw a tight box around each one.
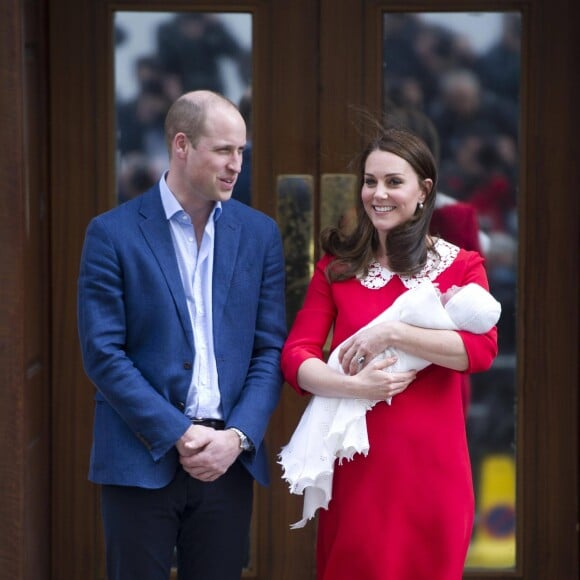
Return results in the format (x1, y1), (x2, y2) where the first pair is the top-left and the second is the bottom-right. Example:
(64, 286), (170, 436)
(281, 256), (337, 393)
(453, 251), (499, 373)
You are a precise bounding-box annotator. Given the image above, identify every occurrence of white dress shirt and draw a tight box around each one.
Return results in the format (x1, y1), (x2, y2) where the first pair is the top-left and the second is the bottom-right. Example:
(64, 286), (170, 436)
(160, 174), (222, 419)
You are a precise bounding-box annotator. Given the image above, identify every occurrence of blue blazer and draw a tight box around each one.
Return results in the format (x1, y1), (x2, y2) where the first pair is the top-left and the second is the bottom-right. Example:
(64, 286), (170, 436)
(78, 185), (287, 488)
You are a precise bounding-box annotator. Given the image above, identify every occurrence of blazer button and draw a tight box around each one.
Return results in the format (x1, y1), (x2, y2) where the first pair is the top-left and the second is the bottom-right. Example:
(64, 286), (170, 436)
(177, 402), (185, 411)
(183, 362), (192, 370)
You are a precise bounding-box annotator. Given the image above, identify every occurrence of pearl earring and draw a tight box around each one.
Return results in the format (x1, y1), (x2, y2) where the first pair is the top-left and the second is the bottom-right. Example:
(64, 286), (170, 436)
(418, 202), (424, 210)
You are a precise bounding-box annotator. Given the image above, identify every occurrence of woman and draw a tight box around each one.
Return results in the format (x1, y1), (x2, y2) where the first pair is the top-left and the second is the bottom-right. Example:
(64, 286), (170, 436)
(280, 127), (498, 579)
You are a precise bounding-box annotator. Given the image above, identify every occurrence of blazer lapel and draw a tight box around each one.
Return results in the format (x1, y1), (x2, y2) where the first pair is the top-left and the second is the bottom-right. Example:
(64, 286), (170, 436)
(138, 187), (194, 347)
(212, 208), (241, 334)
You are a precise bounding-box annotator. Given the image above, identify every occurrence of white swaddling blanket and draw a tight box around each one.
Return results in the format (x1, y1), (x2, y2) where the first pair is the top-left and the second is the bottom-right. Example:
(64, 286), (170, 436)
(279, 280), (501, 528)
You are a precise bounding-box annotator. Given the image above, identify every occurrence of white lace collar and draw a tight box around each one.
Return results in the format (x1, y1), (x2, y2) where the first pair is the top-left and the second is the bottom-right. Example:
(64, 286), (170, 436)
(357, 238), (459, 290)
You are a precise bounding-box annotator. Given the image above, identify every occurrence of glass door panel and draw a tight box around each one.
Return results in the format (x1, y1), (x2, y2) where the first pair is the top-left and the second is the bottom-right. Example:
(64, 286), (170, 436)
(114, 11), (252, 205)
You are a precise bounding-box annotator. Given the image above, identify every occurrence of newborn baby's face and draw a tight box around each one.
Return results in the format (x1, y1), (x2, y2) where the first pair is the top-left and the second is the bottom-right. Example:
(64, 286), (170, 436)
(444, 283), (502, 334)
(440, 285), (461, 306)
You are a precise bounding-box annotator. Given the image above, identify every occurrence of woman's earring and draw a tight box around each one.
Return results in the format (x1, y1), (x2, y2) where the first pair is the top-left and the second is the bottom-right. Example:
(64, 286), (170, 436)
(418, 202), (424, 210)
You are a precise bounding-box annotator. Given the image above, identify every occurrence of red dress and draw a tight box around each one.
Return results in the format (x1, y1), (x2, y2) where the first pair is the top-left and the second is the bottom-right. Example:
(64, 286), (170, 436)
(281, 241), (498, 580)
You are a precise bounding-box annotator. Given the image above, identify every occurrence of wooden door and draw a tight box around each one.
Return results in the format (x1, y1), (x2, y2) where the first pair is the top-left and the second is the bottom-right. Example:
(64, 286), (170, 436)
(46, 0), (578, 579)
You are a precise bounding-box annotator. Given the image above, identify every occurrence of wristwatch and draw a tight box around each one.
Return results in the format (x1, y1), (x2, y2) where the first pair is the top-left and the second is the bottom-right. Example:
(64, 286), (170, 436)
(229, 427), (253, 452)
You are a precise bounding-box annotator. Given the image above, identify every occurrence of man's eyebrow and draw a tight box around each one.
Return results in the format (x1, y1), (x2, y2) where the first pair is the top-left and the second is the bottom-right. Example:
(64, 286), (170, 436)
(213, 143), (246, 149)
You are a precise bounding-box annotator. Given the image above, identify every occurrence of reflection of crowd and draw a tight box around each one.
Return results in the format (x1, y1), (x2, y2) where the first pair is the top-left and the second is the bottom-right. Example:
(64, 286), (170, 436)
(115, 13), (251, 204)
(383, 13), (520, 356)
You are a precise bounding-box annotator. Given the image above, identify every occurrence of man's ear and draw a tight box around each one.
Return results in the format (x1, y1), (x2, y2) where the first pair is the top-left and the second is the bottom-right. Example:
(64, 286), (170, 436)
(173, 132), (189, 157)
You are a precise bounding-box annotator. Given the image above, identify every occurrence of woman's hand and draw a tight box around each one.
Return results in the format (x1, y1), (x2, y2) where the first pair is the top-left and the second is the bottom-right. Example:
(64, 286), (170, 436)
(350, 355), (416, 401)
(339, 322), (394, 375)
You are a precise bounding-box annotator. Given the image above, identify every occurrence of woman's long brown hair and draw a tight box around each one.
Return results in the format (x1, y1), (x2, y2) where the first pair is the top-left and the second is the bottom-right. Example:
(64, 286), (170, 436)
(321, 126), (438, 281)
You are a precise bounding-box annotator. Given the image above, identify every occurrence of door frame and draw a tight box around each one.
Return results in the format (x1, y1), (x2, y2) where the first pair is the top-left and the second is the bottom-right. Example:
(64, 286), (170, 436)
(38, 1), (580, 579)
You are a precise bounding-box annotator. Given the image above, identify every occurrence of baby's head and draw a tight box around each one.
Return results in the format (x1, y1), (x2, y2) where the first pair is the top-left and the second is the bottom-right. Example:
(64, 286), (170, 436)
(444, 283), (501, 333)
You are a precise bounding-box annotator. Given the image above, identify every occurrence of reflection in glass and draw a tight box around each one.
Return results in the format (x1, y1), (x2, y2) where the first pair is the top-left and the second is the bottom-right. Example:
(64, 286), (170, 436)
(114, 12), (252, 205)
(320, 173), (358, 234)
(383, 12), (520, 570)
(277, 175), (314, 327)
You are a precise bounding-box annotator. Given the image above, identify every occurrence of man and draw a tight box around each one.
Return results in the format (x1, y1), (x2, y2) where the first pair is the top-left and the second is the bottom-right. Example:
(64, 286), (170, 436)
(78, 90), (287, 580)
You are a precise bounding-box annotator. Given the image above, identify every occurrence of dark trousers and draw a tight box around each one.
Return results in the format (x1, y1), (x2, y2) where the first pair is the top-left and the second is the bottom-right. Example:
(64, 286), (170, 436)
(100, 462), (253, 580)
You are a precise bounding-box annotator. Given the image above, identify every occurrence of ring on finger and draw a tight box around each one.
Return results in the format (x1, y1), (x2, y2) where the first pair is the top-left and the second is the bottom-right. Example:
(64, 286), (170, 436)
(357, 355), (366, 365)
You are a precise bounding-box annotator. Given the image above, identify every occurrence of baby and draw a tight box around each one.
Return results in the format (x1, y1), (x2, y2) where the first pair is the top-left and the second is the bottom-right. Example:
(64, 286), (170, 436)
(279, 280), (501, 528)
(328, 281), (502, 399)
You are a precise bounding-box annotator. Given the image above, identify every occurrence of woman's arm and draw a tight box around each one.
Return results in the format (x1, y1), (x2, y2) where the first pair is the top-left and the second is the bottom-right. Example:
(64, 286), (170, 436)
(296, 355), (417, 400)
(338, 320), (468, 375)
(386, 322), (468, 370)
(339, 250), (498, 375)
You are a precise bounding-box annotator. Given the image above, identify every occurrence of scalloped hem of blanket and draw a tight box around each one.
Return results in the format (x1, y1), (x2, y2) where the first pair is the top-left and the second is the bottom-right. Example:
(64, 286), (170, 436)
(280, 448), (371, 529)
(278, 397), (381, 528)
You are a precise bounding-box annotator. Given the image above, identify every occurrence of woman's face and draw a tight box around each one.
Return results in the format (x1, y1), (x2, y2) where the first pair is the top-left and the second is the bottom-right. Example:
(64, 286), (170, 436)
(361, 149), (431, 239)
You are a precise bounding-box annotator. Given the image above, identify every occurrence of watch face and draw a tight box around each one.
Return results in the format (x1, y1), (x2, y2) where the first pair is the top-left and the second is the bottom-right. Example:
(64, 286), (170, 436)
(231, 428), (251, 451)
(241, 435), (252, 451)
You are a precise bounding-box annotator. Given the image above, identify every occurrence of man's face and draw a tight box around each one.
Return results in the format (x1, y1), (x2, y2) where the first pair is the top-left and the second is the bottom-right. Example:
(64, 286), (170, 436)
(185, 106), (246, 203)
